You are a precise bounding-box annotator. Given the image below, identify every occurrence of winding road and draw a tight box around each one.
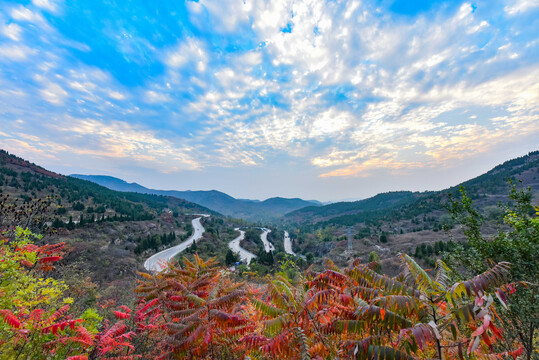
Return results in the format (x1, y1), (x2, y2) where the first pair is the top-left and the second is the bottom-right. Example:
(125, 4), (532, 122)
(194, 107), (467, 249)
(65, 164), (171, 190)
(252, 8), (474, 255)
(283, 231), (296, 256)
(143, 215), (208, 272)
(228, 228), (257, 265)
(260, 228), (275, 252)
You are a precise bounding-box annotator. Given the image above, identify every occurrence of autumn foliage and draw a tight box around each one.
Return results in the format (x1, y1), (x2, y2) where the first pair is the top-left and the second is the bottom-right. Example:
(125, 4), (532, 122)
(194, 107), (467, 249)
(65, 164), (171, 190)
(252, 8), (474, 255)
(0, 227), (157, 359)
(131, 253), (523, 359)
(0, 227), (526, 359)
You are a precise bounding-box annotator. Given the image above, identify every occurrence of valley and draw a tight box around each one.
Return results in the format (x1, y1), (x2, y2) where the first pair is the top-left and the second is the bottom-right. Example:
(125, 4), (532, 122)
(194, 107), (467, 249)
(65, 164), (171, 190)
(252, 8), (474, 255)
(1, 149), (538, 278)
(1, 148), (538, 359)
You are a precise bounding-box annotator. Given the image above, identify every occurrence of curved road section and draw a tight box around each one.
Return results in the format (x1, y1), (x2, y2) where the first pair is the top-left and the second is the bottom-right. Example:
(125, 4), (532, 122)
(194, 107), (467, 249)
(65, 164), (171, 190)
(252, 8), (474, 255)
(228, 228), (257, 265)
(283, 231), (296, 256)
(260, 228), (275, 252)
(144, 216), (208, 272)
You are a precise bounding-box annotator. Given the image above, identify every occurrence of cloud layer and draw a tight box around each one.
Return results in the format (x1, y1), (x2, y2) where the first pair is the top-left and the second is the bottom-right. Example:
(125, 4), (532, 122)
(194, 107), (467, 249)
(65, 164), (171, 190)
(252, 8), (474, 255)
(0, 0), (537, 200)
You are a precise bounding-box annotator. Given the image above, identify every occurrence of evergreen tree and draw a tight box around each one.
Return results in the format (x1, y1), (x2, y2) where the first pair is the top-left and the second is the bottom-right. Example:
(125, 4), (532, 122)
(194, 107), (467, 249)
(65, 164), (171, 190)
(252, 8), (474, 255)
(225, 249), (239, 265)
(66, 216), (75, 230)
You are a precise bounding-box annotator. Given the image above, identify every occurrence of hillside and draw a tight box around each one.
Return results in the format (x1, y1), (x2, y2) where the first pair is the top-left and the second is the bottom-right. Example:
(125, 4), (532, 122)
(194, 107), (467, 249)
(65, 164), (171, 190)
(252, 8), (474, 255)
(70, 174), (320, 221)
(281, 151), (539, 274)
(0, 149), (227, 300)
(286, 150), (539, 225)
(0, 150), (216, 221)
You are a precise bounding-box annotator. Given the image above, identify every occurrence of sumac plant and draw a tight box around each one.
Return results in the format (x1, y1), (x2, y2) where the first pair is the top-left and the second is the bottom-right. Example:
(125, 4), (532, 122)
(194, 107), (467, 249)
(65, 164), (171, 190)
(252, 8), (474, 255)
(241, 255), (523, 360)
(0, 227), (154, 359)
(136, 255), (253, 359)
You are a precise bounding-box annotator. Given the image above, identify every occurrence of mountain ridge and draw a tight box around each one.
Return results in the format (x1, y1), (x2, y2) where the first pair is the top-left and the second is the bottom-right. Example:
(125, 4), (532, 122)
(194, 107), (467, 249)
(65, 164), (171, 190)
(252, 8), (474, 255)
(70, 174), (320, 221)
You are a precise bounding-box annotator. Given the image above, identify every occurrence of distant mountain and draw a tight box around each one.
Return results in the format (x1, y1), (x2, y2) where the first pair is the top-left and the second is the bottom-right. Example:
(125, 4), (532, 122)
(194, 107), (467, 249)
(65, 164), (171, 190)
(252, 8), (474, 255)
(286, 151), (539, 225)
(287, 191), (422, 221)
(70, 174), (320, 221)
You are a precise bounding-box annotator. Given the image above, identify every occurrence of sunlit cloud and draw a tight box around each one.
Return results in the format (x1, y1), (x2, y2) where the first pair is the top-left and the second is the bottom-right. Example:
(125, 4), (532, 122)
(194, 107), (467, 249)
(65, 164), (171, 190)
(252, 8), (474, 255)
(39, 83), (68, 105)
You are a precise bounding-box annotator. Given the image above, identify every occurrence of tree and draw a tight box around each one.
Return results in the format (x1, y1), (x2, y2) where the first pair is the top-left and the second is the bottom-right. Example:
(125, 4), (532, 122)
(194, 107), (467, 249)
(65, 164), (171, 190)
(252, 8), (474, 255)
(256, 248), (274, 266)
(67, 215), (75, 230)
(446, 185), (538, 359)
(368, 251), (382, 273)
(414, 245), (423, 259)
(225, 249), (239, 265)
(73, 202), (85, 211)
(243, 268), (335, 358)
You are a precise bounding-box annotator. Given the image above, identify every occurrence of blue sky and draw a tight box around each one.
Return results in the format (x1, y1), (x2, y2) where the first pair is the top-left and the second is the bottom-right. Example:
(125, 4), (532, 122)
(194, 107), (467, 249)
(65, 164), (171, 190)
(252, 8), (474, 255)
(0, 0), (537, 201)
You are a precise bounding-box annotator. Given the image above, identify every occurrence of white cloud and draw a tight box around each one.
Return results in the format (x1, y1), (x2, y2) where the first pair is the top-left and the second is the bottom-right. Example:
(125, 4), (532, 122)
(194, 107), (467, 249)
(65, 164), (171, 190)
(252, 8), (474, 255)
(169, 0), (539, 173)
(1, 23), (22, 41)
(68, 81), (97, 93)
(10, 6), (43, 22)
(40, 83), (68, 105)
(54, 117), (200, 171)
(10, 5), (53, 31)
(32, 0), (60, 13)
(0, 44), (37, 61)
(0, 117), (201, 172)
(165, 38), (207, 72)
(309, 65), (539, 177)
(144, 90), (171, 103)
(505, 0), (539, 15)
(0, 0), (537, 180)
(310, 108), (353, 137)
(109, 91), (126, 100)
(187, 0), (251, 33)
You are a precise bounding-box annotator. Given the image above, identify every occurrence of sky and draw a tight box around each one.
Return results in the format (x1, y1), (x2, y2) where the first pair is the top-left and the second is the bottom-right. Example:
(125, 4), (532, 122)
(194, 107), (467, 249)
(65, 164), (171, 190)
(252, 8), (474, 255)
(0, 0), (537, 202)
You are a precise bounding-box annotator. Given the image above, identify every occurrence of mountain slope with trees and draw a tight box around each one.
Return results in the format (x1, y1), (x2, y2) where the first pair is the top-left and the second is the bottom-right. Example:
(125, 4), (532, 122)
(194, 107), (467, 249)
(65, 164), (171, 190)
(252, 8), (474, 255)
(0, 149), (228, 299)
(286, 150), (539, 225)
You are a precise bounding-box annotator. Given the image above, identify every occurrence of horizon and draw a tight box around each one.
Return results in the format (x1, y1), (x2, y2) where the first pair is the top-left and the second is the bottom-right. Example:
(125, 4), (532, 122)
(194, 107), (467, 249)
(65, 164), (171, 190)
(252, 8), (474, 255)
(3, 148), (537, 203)
(0, 0), (538, 201)
(67, 147), (537, 203)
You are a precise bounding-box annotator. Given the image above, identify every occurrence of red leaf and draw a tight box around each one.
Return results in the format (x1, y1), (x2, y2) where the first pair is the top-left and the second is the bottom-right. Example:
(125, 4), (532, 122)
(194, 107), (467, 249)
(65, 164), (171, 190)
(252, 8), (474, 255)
(140, 298), (159, 314)
(488, 321), (503, 339)
(39, 256), (62, 263)
(20, 259), (34, 267)
(118, 305), (132, 314)
(114, 311), (131, 320)
(0, 309), (21, 328)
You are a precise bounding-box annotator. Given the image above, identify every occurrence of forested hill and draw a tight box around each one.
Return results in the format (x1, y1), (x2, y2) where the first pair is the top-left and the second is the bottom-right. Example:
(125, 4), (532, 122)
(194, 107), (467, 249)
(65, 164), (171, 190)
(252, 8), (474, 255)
(286, 151), (539, 225)
(0, 149), (216, 221)
(70, 174), (320, 221)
